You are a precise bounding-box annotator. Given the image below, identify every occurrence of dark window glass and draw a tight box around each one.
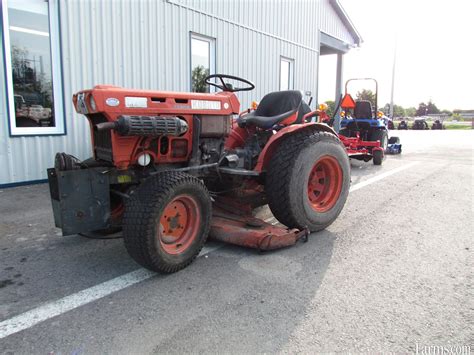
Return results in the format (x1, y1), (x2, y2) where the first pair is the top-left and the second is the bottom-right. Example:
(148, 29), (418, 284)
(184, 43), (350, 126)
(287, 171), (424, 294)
(8, 0), (55, 128)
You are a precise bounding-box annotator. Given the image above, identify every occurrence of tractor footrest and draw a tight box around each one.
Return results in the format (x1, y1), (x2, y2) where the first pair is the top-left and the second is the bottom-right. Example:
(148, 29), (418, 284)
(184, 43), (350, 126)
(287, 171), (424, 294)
(209, 209), (307, 251)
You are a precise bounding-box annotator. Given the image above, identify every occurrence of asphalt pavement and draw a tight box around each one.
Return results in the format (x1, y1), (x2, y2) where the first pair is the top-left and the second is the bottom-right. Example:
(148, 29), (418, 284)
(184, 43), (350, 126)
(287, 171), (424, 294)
(0, 130), (472, 354)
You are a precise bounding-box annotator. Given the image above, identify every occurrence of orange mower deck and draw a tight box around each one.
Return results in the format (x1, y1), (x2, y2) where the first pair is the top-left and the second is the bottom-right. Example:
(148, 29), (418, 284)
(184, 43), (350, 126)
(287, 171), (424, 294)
(209, 207), (309, 251)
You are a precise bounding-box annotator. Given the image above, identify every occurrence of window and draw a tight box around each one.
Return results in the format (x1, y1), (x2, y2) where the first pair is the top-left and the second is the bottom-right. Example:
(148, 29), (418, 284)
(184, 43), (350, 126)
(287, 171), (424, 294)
(190, 33), (215, 93)
(2, 0), (64, 136)
(280, 57), (294, 91)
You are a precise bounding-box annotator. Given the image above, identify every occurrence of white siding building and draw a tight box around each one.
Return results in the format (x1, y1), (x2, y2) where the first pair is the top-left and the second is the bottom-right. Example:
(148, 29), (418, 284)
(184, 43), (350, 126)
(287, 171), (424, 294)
(0, 0), (360, 186)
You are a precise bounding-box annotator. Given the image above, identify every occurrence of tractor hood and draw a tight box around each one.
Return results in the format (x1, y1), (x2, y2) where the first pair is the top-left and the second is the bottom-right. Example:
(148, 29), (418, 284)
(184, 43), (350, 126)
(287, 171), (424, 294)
(73, 85), (241, 117)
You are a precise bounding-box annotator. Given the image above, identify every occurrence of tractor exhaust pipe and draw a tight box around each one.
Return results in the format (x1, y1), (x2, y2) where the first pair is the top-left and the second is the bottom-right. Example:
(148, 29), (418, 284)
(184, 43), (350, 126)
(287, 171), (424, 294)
(95, 121), (116, 131)
(95, 115), (188, 136)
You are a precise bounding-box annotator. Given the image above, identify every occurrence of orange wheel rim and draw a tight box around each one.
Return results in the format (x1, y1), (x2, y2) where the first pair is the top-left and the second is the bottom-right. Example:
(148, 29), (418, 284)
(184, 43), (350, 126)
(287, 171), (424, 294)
(307, 155), (343, 213)
(158, 194), (200, 255)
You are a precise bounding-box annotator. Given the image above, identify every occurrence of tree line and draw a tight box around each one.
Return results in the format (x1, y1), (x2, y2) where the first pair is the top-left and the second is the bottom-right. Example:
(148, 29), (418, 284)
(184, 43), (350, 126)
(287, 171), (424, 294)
(323, 89), (452, 118)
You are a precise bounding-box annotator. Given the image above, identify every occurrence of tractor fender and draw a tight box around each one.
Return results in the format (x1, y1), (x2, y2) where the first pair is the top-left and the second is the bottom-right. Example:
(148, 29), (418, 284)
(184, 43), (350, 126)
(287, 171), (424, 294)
(254, 123), (338, 172)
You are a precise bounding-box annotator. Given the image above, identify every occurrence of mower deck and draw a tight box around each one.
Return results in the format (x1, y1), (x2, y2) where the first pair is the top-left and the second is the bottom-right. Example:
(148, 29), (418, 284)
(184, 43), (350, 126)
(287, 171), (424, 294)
(209, 207), (308, 251)
(338, 134), (383, 157)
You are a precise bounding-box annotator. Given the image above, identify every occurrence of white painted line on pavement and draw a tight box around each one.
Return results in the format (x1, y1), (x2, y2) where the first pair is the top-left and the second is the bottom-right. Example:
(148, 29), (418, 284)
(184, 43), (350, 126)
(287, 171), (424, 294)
(0, 162), (418, 339)
(349, 161), (419, 193)
(0, 244), (222, 340)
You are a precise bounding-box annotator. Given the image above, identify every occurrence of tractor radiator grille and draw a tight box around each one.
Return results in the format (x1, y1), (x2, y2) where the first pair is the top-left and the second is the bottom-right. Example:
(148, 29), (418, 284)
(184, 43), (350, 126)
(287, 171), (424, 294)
(93, 129), (113, 161)
(89, 114), (113, 162)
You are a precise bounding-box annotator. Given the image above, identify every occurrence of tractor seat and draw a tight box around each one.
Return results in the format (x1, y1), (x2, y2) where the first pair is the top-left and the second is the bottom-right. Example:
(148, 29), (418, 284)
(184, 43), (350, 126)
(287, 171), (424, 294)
(354, 100), (373, 119)
(238, 90), (302, 129)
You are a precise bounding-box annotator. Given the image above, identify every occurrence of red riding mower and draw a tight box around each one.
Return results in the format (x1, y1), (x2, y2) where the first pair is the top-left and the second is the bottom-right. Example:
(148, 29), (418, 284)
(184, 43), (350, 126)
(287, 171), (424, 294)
(48, 74), (350, 273)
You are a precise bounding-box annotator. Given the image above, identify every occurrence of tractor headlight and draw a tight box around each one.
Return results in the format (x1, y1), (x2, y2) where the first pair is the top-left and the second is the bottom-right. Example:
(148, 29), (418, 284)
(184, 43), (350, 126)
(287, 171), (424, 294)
(137, 153), (152, 166)
(89, 95), (97, 112)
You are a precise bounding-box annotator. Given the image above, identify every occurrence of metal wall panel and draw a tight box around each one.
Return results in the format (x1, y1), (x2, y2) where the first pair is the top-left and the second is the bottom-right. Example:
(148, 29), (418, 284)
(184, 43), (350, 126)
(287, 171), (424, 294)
(0, 0), (354, 185)
(319, 0), (355, 44)
(171, 0), (321, 50)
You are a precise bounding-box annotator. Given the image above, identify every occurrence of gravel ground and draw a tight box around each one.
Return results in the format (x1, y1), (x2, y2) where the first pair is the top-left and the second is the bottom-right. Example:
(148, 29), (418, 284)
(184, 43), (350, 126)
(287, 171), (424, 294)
(0, 130), (472, 354)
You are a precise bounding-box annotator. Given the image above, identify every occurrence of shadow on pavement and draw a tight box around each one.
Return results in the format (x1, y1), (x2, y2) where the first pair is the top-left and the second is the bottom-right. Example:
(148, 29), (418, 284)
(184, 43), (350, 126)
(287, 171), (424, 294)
(1, 182), (337, 354)
(145, 231), (336, 353)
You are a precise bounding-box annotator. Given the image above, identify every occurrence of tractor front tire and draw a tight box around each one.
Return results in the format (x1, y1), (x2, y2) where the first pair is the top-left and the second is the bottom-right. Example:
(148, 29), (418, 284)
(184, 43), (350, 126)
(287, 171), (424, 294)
(123, 172), (211, 273)
(265, 130), (350, 232)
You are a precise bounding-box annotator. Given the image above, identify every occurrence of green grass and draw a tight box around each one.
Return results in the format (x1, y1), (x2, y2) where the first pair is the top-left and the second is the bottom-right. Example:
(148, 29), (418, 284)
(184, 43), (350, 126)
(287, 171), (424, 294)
(443, 124), (472, 130)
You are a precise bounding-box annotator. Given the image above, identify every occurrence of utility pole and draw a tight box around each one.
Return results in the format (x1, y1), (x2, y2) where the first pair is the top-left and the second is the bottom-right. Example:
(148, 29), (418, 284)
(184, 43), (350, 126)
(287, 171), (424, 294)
(389, 37), (397, 119)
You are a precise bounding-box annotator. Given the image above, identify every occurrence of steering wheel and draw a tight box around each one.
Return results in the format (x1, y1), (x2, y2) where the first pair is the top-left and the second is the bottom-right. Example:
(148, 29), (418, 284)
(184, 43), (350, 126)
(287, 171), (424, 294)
(205, 74), (255, 92)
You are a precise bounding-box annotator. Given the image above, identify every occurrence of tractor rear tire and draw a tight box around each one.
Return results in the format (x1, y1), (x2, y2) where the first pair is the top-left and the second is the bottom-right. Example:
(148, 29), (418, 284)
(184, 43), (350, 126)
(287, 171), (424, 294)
(265, 130), (350, 232)
(370, 129), (388, 151)
(123, 171), (211, 273)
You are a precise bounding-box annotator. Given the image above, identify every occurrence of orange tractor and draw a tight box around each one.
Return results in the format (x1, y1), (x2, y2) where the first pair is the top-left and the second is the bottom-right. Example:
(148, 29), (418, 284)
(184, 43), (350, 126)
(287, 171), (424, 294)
(48, 74), (350, 273)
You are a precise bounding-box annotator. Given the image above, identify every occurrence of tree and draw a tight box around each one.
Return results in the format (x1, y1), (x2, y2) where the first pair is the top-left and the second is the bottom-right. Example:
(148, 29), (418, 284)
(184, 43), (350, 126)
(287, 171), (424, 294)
(382, 103), (405, 118)
(405, 107), (417, 117)
(393, 104), (406, 117)
(191, 65), (210, 93)
(426, 100), (440, 114)
(324, 100), (335, 118)
(416, 102), (428, 116)
(356, 89), (376, 107)
(416, 100), (440, 116)
(451, 113), (464, 121)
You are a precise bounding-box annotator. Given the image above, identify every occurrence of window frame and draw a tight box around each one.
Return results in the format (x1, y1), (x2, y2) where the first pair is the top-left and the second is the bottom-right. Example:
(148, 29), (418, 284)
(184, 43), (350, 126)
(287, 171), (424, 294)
(1, 0), (65, 137)
(189, 32), (216, 93)
(279, 56), (295, 91)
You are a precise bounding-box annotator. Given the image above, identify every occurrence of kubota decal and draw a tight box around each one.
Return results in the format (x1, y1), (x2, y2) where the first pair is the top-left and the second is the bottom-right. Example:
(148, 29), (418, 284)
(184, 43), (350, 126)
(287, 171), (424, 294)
(125, 97), (148, 108)
(191, 100), (221, 110)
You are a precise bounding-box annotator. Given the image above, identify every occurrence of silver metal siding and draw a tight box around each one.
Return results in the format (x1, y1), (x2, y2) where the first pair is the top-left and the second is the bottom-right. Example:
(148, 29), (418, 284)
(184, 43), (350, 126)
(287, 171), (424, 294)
(319, 0), (354, 44)
(0, 0), (351, 185)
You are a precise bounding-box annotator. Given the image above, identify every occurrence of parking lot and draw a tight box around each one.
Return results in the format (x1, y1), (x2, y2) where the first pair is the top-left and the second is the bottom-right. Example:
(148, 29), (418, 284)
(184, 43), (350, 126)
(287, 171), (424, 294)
(0, 130), (472, 353)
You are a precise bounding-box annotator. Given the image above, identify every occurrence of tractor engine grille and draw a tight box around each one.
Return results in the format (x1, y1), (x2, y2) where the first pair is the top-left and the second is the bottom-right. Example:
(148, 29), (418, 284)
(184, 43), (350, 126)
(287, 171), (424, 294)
(89, 114), (113, 161)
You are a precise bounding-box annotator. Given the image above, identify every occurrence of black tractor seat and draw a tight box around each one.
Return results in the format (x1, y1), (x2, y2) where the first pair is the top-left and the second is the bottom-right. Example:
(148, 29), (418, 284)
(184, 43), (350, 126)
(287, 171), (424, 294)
(354, 100), (373, 119)
(238, 90), (303, 129)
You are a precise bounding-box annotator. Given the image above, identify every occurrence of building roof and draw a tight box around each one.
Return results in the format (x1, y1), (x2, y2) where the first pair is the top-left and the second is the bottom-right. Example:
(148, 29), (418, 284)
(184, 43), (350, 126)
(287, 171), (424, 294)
(330, 0), (363, 46)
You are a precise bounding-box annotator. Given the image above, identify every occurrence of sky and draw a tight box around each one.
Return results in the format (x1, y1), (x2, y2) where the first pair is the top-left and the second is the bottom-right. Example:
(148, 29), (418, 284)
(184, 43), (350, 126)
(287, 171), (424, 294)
(318, 0), (474, 111)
